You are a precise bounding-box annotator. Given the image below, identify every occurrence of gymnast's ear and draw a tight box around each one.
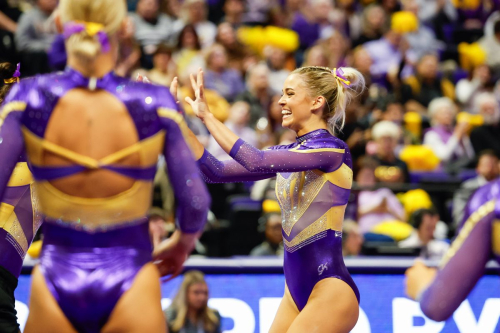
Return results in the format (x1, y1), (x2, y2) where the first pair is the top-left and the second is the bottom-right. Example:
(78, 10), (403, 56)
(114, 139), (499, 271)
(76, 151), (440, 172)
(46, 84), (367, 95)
(54, 11), (63, 34)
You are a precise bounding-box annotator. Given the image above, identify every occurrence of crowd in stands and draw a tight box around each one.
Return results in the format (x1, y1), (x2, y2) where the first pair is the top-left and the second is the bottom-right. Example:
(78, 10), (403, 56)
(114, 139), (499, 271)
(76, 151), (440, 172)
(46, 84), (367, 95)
(3, 0), (500, 263)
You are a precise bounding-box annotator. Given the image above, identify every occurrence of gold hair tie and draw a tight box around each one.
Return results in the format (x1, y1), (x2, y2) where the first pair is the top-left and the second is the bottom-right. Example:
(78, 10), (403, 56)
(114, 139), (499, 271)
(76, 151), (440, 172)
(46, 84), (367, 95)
(3, 77), (18, 84)
(74, 20), (105, 37)
(332, 68), (351, 87)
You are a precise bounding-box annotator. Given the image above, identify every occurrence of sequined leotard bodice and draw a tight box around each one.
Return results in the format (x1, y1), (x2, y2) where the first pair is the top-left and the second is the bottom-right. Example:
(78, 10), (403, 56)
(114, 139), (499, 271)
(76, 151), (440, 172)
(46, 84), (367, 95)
(419, 179), (500, 321)
(198, 129), (359, 309)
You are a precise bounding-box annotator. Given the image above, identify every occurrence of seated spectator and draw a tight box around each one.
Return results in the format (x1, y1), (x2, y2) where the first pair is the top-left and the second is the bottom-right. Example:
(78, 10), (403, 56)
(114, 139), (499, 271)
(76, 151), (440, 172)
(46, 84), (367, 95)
(235, 63), (273, 128)
(220, 0), (245, 28)
(355, 157), (406, 234)
(399, 209), (449, 260)
(479, 20), (500, 72)
(165, 270), (221, 333)
(181, 0), (217, 49)
(453, 150), (499, 228)
(370, 120), (410, 183)
(15, 0), (57, 76)
(322, 31), (349, 69)
(302, 44), (329, 67)
(455, 64), (491, 109)
(266, 46), (290, 95)
(380, 99), (419, 145)
(215, 22), (248, 73)
(342, 220), (364, 257)
(250, 213), (283, 256)
(134, 44), (176, 86)
(173, 24), (205, 74)
(423, 97), (474, 167)
(204, 44), (245, 103)
(207, 101), (256, 160)
(115, 18), (141, 78)
(470, 92), (500, 157)
(352, 4), (387, 48)
(129, 0), (179, 68)
(401, 53), (455, 108)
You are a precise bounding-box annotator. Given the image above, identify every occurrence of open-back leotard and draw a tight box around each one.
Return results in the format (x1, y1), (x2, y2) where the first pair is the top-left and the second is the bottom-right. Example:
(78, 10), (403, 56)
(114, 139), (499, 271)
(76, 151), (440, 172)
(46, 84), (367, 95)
(0, 67), (210, 332)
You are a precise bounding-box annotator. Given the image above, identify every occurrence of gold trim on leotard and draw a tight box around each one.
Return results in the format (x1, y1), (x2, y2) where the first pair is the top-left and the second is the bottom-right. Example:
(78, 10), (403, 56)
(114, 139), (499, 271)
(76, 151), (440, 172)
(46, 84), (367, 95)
(491, 220), (500, 256)
(7, 162), (33, 187)
(0, 101), (26, 130)
(440, 199), (496, 267)
(0, 201), (29, 257)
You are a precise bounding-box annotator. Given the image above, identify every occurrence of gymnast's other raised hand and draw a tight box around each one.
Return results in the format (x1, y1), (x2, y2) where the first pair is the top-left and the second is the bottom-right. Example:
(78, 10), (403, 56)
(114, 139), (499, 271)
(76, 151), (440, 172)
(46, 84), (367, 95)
(405, 260), (437, 300)
(184, 68), (211, 121)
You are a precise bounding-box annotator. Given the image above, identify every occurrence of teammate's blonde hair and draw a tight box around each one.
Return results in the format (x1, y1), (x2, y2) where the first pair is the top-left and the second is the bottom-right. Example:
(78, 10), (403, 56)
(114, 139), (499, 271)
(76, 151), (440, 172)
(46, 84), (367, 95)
(59, 0), (126, 63)
(291, 66), (365, 134)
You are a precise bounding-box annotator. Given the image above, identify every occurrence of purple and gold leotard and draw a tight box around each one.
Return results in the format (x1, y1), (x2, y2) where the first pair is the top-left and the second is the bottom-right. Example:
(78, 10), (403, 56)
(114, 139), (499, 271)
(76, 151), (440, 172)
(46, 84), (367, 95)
(419, 178), (500, 321)
(0, 67), (210, 332)
(198, 129), (359, 310)
(0, 156), (41, 280)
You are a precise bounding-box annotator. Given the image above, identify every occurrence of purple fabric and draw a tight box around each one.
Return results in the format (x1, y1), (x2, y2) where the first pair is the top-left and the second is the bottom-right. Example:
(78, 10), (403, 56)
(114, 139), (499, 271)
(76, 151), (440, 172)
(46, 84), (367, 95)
(199, 129), (358, 308)
(419, 179), (500, 321)
(0, 183), (36, 278)
(13, 63), (20, 78)
(30, 165), (87, 181)
(0, 229), (24, 278)
(333, 68), (350, 88)
(285, 229), (359, 310)
(291, 12), (320, 49)
(40, 221), (152, 333)
(0, 67), (209, 234)
(63, 22), (110, 53)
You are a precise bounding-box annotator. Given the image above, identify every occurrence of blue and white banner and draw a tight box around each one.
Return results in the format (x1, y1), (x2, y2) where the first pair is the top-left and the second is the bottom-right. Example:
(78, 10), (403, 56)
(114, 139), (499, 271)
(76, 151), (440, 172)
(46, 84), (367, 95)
(14, 274), (500, 332)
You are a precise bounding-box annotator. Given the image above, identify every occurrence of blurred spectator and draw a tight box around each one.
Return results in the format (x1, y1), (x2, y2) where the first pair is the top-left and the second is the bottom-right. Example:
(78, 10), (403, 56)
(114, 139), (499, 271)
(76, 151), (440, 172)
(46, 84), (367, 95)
(207, 101), (256, 160)
(266, 46), (290, 95)
(15, 0), (57, 76)
(250, 213), (283, 256)
(0, 1), (22, 63)
(423, 97), (474, 167)
(243, 0), (279, 26)
(455, 64), (491, 108)
(165, 270), (221, 333)
(370, 120), (410, 183)
(235, 63), (272, 127)
(173, 24), (205, 74)
(453, 150), (499, 227)
(401, 1), (445, 59)
(129, 0), (179, 68)
(204, 44), (245, 102)
(331, 0), (362, 41)
(215, 22), (248, 73)
(220, 0), (245, 28)
(322, 31), (349, 69)
(356, 157), (406, 234)
(135, 44), (176, 86)
(302, 44), (328, 67)
(291, 0), (334, 53)
(479, 20), (500, 71)
(380, 99), (419, 145)
(470, 92), (500, 157)
(353, 4), (387, 48)
(181, 0), (217, 49)
(399, 208), (449, 260)
(415, 0), (457, 25)
(363, 27), (407, 88)
(401, 53), (455, 108)
(342, 220), (364, 257)
(115, 18), (141, 78)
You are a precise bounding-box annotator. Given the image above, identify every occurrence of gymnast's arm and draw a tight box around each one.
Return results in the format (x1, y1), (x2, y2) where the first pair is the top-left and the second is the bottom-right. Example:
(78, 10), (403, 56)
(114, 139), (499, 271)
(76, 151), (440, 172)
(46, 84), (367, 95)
(159, 112), (210, 234)
(0, 88), (26, 203)
(417, 206), (494, 321)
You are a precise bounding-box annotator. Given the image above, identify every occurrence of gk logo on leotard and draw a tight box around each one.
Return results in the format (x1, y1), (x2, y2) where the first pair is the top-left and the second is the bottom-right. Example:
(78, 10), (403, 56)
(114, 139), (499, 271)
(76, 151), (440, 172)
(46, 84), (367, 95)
(318, 263), (328, 275)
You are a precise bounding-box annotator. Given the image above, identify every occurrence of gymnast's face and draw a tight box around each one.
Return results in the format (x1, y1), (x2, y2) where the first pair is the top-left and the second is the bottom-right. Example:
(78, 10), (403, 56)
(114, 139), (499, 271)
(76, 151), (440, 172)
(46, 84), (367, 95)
(278, 74), (316, 133)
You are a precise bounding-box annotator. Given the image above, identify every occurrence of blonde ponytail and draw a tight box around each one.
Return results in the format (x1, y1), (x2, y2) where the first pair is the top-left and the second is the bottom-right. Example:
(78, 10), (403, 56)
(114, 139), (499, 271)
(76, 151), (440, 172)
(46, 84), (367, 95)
(59, 0), (126, 63)
(292, 66), (365, 134)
